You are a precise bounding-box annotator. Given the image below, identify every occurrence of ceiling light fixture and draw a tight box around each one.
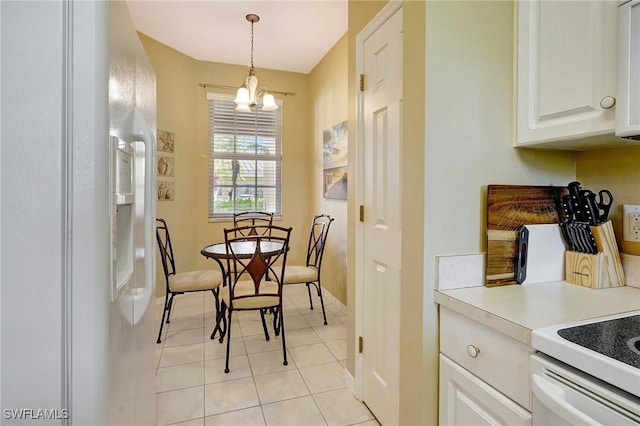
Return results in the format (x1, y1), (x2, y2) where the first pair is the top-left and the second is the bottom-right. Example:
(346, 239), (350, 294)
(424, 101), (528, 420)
(234, 14), (277, 112)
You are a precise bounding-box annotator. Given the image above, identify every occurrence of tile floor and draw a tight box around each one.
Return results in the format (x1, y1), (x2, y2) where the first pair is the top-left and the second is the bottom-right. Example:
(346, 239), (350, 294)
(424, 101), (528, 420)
(155, 284), (379, 426)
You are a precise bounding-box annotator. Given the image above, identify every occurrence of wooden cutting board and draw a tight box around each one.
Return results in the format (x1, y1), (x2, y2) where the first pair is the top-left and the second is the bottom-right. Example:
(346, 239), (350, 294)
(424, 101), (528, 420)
(486, 185), (568, 286)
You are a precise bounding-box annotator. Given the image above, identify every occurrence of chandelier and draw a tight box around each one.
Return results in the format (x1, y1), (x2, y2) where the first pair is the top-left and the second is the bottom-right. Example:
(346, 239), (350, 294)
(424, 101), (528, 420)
(234, 14), (278, 112)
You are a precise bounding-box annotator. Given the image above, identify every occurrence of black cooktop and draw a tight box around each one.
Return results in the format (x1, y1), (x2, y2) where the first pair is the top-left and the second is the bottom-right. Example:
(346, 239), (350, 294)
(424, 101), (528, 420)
(558, 314), (640, 369)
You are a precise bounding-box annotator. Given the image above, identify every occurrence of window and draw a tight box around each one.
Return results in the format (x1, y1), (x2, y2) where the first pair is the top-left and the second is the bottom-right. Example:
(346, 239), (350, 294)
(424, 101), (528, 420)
(207, 93), (282, 219)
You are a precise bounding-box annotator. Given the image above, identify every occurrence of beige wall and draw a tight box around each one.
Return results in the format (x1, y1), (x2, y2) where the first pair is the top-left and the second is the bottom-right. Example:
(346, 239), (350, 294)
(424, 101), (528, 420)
(139, 34), (313, 296)
(309, 34), (349, 305)
(577, 146), (640, 254)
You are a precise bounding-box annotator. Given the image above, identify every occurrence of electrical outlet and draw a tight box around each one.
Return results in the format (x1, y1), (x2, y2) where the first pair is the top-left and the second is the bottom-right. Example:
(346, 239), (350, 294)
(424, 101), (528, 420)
(623, 205), (640, 242)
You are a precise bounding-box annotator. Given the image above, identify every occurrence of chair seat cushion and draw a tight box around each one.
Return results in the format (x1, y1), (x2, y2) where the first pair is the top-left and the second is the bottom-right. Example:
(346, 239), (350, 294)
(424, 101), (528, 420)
(220, 280), (279, 309)
(283, 265), (318, 284)
(169, 270), (223, 293)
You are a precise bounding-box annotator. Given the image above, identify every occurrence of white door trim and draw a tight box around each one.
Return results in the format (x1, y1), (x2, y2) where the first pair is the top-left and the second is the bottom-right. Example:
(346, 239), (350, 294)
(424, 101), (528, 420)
(354, 0), (403, 402)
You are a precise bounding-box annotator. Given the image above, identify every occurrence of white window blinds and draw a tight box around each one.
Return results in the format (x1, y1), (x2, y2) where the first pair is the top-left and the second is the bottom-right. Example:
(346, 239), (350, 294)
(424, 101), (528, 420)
(207, 93), (282, 218)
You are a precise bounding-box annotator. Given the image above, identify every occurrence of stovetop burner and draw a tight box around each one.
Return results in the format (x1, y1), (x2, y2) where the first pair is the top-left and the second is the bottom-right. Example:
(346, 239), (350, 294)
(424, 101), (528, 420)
(557, 314), (640, 369)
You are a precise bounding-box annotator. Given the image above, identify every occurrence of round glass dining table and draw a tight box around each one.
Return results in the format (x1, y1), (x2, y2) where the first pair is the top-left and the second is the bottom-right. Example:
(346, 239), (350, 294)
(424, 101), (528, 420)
(200, 240), (285, 260)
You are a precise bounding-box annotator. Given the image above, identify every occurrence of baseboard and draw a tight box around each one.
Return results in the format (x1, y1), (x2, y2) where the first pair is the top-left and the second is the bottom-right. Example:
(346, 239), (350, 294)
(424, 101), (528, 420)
(342, 367), (356, 396)
(322, 288), (347, 316)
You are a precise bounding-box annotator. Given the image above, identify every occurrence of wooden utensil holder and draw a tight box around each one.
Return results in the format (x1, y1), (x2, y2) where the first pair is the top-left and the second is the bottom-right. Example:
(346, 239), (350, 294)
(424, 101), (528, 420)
(565, 220), (625, 289)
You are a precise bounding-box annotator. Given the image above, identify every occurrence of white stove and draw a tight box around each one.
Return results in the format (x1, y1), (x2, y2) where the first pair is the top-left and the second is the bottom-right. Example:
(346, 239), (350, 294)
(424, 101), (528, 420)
(531, 311), (640, 425)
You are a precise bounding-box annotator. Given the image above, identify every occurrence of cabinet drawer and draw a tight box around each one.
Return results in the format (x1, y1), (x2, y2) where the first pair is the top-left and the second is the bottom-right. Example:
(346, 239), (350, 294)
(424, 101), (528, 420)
(440, 308), (534, 410)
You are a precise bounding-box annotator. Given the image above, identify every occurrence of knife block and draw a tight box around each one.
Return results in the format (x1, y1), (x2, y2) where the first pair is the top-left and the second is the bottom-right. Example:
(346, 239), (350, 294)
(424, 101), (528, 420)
(565, 220), (625, 289)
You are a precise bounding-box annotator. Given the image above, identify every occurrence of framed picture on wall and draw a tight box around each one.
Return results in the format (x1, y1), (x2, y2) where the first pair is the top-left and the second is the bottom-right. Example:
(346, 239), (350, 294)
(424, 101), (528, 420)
(157, 180), (175, 201)
(158, 130), (175, 153)
(323, 120), (347, 200)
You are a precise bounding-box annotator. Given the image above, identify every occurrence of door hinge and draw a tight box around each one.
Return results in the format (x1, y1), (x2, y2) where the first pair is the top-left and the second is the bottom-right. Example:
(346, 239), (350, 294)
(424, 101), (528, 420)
(359, 205), (364, 222)
(359, 74), (365, 92)
(359, 336), (363, 353)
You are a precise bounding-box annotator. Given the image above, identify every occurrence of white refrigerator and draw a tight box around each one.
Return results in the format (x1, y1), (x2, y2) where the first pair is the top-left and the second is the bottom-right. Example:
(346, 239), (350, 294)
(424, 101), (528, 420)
(1, 1), (157, 424)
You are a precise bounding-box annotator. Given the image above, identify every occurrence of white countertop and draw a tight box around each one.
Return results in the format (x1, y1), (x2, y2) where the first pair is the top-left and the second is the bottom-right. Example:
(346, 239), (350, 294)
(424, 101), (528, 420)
(434, 281), (640, 345)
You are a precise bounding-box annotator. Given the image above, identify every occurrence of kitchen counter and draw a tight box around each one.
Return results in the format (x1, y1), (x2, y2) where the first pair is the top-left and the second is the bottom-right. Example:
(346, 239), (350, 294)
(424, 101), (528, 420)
(434, 281), (640, 345)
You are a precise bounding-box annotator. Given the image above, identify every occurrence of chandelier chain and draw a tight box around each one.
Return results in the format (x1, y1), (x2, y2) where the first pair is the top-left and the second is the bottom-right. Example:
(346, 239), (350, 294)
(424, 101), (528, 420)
(250, 20), (255, 70)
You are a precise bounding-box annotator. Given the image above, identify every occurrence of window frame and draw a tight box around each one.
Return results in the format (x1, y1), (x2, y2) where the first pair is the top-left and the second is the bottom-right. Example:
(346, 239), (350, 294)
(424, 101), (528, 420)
(206, 92), (283, 221)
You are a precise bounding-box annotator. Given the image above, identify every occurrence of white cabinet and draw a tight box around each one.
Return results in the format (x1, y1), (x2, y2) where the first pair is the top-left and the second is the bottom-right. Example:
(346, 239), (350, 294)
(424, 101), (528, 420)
(617, 0), (640, 138)
(440, 355), (532, 426)
(516, 0), (619, 148)
(439, 308), (533, 426)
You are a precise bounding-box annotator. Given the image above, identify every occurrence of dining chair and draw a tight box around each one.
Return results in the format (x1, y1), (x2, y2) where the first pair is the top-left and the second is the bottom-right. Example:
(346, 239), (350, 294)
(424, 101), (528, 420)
(219, 224), (292, 373)
(156, 218), (223, 344)
(232, 211), (274, 236)
(283, 214), (334, 325)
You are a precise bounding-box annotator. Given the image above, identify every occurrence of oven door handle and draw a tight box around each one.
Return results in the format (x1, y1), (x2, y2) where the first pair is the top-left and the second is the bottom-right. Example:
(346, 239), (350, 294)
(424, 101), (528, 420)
(532, 374), (602, 426)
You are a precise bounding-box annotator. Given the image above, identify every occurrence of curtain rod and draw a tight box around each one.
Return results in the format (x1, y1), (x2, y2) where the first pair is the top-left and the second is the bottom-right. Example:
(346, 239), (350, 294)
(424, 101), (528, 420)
(198, 83), (295, 97)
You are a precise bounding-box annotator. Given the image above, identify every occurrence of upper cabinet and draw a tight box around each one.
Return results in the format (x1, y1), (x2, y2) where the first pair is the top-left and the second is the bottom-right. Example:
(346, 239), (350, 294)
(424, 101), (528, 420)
(515, 1), (637, 149)
(617, 0), (640, 138)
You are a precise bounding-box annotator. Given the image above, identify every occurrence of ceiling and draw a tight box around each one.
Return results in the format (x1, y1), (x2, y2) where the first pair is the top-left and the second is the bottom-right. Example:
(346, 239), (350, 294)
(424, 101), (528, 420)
(126, 0), (348, 74)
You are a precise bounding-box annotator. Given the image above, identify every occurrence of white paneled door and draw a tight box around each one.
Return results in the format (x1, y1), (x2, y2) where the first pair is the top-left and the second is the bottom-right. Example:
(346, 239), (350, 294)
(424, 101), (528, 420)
(360, 5), (402, 425)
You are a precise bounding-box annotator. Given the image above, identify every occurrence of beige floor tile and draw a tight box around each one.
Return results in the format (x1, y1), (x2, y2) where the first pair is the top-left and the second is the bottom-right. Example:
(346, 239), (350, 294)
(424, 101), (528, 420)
(283, 328), (321, 347)
(325, 340), (347, 361)
(253, 370), (309, 404)
(164, 328), (205, 348)
(303, 312), (336, 327)
(159, 343), (204, 368)
(204, 377), (260, 416)
(262, 396), (327, 426)
(168, 417), (205, 426)
(288, 343), (336, 368)
(248, 349), (295, 375)
(156, 386), (204, 426)
(173, 295), (205, 309)
(205, 355), (252, 383)
(205, 406), (265, 426)
(168, 317), (205, 333)
(281, 314), (311, 331)
(352, 420), (381, 426)
(238, 318), (273, 338)
(156, 361), (204, 393)
(243, 333), (283, 354)
(171, 304), (206, 321)
(313, 324), (346, 343)
(299, 362), (346, 394)
(204, 337), (245, 360)
(313, 389), (374, 426)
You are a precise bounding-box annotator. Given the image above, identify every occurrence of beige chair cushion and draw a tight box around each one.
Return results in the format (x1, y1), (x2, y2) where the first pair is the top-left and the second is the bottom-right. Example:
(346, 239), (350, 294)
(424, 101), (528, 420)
(169, 270), (223, 293)
(220, 280), (280, 309)
(283, 265), (318, 284)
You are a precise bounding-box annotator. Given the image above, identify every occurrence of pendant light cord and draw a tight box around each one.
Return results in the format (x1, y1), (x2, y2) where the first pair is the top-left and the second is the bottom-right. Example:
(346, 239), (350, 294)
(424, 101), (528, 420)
(250, 19), (255, 72)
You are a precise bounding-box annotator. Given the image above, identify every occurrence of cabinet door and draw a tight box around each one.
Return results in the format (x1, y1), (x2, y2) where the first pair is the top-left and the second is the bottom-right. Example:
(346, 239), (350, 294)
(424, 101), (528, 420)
(439, 355), (532, 426)
(516, 0), (617, 147)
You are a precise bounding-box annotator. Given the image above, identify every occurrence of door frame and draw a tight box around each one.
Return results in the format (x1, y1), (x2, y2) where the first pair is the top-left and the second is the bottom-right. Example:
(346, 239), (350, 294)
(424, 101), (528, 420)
(354, 0), (403, 401)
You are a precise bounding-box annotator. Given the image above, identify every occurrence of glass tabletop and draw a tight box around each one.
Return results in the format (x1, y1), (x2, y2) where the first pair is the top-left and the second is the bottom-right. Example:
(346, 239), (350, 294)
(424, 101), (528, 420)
(201, 240), (285, 259)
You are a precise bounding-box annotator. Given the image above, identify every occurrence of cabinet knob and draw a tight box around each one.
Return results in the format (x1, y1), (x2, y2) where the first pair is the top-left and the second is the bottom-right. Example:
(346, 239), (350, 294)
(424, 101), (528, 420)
(600, 96), (616, 109)
(466, 345), (480, 358)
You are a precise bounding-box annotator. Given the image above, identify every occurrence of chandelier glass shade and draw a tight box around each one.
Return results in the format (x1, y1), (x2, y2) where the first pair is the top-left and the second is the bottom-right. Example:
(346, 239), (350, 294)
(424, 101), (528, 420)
(234, 14), (278, 112)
